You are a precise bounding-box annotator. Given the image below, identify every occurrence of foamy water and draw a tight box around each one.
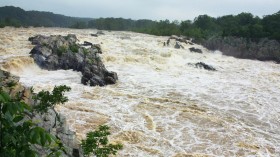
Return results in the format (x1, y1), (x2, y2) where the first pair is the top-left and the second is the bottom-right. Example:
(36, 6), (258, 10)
(1, 27), (280, 157)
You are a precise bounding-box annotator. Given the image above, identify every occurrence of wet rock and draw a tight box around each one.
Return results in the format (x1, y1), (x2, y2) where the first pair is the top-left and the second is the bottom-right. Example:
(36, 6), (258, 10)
(188, 62), (217, 71)
(165, 35), (193, 49)
(83, 41), (93, 46)
(202, 36), (280, 63)
(189, 47), (203, 53)
(96, 30), (105, 35)
(91, 34), (98, 37)
(174, 42), (184, 49)
(29, 34), (117, 86)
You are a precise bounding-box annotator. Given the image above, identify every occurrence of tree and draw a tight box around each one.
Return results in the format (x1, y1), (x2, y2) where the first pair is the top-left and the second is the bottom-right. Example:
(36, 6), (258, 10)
(0, 75), (70, 156)
(81, 125), (123, 157)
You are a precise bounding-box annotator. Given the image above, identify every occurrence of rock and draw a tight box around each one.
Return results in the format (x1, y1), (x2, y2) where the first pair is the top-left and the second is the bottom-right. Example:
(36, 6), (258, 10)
(91, 31), (105, 37)
(174, 42), (181, 49)
(166, 35), (193, 49)
(202, 36), (280, 63)
(195, 62), (216, 71)
(83, 41), (93, 46)
(188, 62), (217, 71)
(189, 47), (203, 53)
(29, 34), (118, 86)
(92, 44), (102, 54)
(91, 34), (98, 37)
(96, 30), (105, 35)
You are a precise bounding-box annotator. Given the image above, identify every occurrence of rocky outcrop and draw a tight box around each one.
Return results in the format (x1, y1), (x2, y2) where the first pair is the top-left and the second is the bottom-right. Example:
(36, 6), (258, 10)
(90, 30), (105, 37)
(202, 37), (280, 63)
(164, 35), (194, 49)
(188, 62), (217, 71)
(29, 34), (117, 86)
(189, 47), (203, 53)
(0, 69), (80, 156)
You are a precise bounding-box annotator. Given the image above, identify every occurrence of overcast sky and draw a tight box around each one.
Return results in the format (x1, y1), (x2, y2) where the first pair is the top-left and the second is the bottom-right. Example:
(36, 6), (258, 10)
(0, 0), (279, 20)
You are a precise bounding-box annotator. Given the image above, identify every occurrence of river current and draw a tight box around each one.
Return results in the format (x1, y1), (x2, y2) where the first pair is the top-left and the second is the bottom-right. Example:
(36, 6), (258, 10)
(1, 27), (280, 157)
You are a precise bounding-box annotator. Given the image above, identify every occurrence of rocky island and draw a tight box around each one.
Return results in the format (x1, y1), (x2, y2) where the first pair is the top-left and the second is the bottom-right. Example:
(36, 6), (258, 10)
(29, 34), (118, 86)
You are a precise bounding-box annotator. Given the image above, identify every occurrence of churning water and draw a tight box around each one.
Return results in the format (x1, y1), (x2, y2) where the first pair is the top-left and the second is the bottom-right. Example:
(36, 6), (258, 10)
(1, 27), (280, 157)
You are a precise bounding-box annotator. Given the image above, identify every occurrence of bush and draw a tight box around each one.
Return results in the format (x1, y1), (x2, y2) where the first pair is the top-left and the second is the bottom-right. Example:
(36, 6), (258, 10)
(81, 125), (123, 157)
(0, 85), (70, 156)
(69, 44), (79, 53)
(57, 45), (68, 56)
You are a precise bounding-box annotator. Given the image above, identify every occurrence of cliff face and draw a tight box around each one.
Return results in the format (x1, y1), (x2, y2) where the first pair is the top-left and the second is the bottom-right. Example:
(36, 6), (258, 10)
(0, 69), (80, 157)
(202, 37), (280, 63)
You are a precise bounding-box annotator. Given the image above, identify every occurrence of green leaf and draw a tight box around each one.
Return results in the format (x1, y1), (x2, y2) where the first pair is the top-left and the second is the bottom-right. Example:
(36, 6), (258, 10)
(0, 90), (11, 102)
(13, 115), (24, 122)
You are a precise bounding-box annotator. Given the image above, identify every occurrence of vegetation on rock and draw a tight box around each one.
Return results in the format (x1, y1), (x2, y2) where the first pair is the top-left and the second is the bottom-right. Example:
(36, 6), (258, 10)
(0, 70), (68, 157)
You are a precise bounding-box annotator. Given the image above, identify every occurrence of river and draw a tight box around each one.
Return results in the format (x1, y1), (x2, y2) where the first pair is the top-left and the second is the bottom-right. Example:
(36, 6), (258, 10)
(1, 27), (280, 157)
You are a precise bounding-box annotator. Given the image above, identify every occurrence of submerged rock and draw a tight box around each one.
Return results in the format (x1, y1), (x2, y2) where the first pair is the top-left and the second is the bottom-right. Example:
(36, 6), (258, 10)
(164, 35), (193, 49)
(188, 62), (217, 71)
(29, 34), (117, 86)
(189, 47), (203, 53)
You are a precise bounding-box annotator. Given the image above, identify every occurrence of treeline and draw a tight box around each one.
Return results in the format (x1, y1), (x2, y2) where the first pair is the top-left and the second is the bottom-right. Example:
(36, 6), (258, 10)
(1, 6), (279, 41)
(85, 12), (280, 41)
(0, 6), (89, 28)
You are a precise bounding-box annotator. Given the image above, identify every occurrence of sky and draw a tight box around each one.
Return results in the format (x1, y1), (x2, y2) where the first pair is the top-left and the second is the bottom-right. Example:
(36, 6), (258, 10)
(0, 0), (280, 21)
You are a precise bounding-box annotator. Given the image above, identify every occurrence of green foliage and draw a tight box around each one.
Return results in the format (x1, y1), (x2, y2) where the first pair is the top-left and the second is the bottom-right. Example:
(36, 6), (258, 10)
(0, 6), (89, 28)
(82, 47), (89, 55)
(81, 125), (123, 157)
(57, 45), (68, 57)
(33, 85), (71, 114)
(0, 87), (65, 157)
(69, 44), (79, 53)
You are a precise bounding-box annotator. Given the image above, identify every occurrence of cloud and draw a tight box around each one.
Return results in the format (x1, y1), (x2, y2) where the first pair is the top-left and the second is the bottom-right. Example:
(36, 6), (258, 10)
(0, 0), (279, 20)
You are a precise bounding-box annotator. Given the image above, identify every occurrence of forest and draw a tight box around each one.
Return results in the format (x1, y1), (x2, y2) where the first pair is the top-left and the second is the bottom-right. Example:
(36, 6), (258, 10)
(0, 6), (280, 41)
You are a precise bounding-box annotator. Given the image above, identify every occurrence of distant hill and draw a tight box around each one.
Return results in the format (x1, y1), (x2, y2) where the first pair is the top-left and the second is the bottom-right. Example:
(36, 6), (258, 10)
(0, 6), (91, 27)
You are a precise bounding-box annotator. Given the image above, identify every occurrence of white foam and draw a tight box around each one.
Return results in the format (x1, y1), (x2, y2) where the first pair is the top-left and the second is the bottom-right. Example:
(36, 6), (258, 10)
(1, 27), (280, 156)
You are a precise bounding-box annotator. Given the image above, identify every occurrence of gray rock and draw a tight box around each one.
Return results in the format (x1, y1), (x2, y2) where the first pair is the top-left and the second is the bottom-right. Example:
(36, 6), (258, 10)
(174, 42), (181, 49)
(188, 62), (217, 71)
(29, 34), (118, 86)
(202, 36), (280, 63)
(189, 47), (203, 53)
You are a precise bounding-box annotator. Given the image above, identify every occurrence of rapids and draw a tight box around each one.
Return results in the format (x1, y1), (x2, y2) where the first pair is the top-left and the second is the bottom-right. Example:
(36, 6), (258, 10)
(1, 27), (280, 157)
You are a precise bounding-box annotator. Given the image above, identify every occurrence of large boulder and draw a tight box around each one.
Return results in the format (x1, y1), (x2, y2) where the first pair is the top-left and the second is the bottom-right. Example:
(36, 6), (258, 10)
(29, 34), (117, 86)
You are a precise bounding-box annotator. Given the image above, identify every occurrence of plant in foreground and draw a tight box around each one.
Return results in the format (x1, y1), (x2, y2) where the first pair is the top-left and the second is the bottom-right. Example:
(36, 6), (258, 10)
(81, 125), (123, 157)
(0, 86), (67, 157)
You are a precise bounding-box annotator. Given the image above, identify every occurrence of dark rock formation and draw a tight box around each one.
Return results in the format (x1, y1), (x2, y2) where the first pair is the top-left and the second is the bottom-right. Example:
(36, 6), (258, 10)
(29, 34), (117, 86)
(174, 41), (183, 49)
(188, 62), (217, 71)
(90, 34), (98, 37)
(165, 35), (193, 49)
(83, 41), (93, 46)
(90, 31), (105, 37)
(202, 37), (280, 63)
(189, 47), (203, 53)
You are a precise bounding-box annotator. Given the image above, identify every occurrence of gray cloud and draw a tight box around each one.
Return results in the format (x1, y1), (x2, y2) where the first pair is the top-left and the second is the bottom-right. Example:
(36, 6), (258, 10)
(0, 0), (279, 20)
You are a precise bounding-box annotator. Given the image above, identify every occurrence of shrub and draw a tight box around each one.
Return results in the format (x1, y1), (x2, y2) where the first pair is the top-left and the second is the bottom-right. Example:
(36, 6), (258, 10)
(0, 85), (69, 156)
(69, 44), (79, 53)
(57, 45), (68, 56)
(81, 125), (123, 157)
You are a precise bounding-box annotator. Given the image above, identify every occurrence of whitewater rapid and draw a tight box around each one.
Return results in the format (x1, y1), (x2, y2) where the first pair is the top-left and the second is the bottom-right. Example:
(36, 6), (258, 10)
(1, 27), (280, 157)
